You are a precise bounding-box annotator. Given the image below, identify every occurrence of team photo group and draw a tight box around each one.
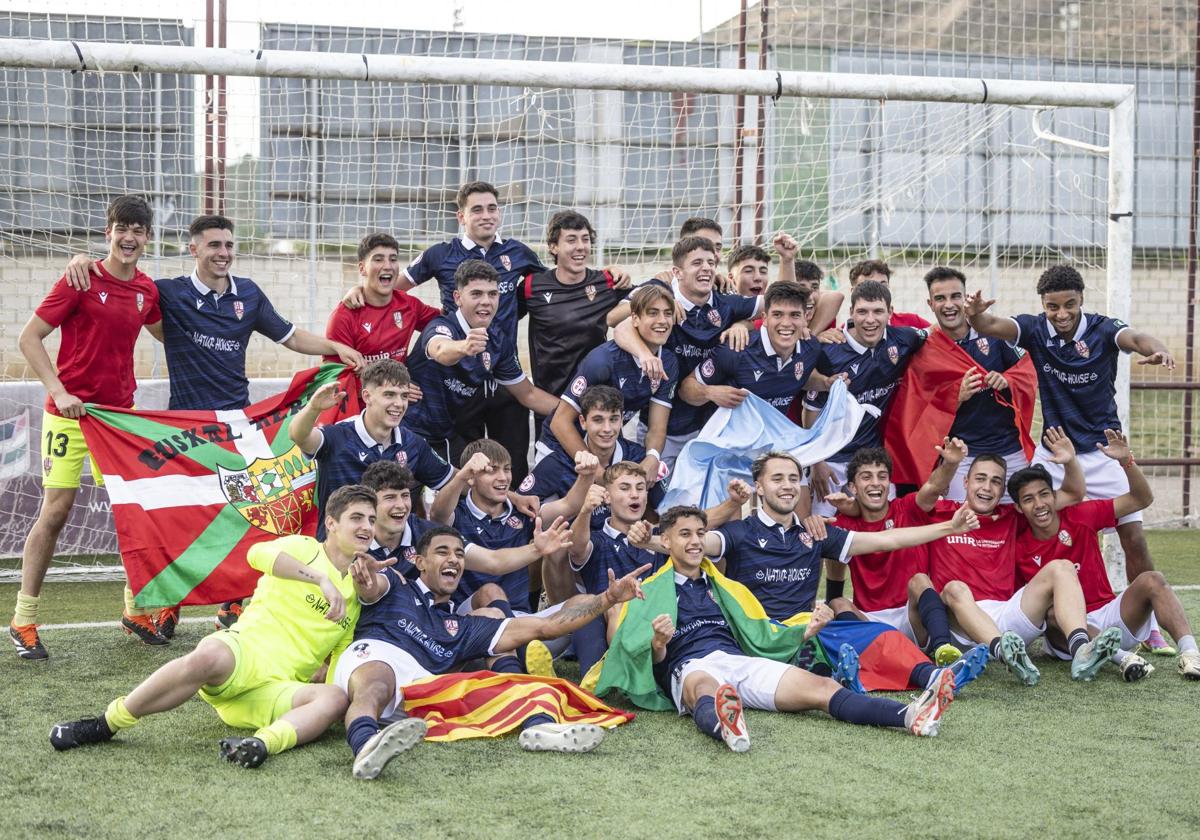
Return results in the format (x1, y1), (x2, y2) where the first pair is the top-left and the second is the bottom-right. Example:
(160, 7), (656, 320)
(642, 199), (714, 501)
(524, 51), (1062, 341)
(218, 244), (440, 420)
(14, 180), (1200, 780)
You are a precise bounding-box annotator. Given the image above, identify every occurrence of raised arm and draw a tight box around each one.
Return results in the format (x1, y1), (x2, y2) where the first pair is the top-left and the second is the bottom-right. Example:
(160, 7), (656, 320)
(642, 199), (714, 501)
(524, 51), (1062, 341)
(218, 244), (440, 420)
(549, 399), (588, 461)
(540, 451), (601, 522)
(916, 437), (968, 511)
(568, 485), (609, 568)
(288, 381), (343, 456)
(846, 503), (979, 556)
(1117, 328), (1177, 371)
(1097, 429), (1154, 519)
(465, 516), (573, 575)
(427, 451), (490, 525)
(1041, 426), (1085, 508)
(773, 233), (798, 286)
(704, 479), (751, 528)
(964, 290), (1019, 342)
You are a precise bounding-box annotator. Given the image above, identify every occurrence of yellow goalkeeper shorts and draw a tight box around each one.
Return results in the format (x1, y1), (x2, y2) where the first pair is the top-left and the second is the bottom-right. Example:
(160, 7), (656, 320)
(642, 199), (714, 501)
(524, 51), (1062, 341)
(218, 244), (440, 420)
(198, 630), (306, 731)
(40, 412), (103, 490)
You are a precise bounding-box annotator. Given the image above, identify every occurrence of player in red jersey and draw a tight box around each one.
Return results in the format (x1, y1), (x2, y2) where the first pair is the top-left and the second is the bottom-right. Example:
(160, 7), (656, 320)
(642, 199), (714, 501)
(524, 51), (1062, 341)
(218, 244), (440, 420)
(1009, 429), (1200, 681)
(931, 432), (1124, 685)
(326, 233), (442, 390)
(11, 196), (164, 660)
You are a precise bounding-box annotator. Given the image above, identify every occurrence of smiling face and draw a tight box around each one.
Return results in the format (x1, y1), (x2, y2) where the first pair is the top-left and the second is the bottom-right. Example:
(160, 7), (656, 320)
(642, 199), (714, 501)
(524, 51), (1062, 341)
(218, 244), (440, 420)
(731, 258), (770, 296)
(415, 534), (467, 598)
(849, 297), (891, 348)
(964, 458), (1006, 515)
(469, 458), (512, 506)
(362, 379), (410, 430)
(581, 406), (622, 456)
(927, 278), (967, 333)
(457, 190), (501, 245)
(549, 226), (592, 279)
(326, 501), (376, 556)
(359, 245), (401, 303)
(373, 485), (412, 540)
(1041, 290), (1084, 338)
(106, 221), (150, 270)
(453, 278), (500, 328)
(189, 225), (234, 283)
(659, 514), (707, 573)
(606, 473), (648, 525)
(763, 300), (806, 355)
(673, 246), (719, 303)
(849, 461), (890, 515)
(755, 456), (804, 517)
(632, 297), (674, 349)
(1015, 478), (1058, 533)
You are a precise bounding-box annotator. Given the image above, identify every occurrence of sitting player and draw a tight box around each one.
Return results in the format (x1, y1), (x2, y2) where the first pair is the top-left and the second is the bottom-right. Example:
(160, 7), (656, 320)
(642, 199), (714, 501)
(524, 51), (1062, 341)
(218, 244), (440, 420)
(50, 486), (378, 768)
(290, 358), (453, 538)
(647, 507), (960, 752)
(1009, 430), (1200, 680)
(335, 526), (650, 778)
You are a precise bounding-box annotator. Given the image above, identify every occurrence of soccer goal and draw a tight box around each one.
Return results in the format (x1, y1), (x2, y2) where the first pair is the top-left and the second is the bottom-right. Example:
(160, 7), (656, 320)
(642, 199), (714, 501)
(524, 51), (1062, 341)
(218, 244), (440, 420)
(0, 34), (1135, 582)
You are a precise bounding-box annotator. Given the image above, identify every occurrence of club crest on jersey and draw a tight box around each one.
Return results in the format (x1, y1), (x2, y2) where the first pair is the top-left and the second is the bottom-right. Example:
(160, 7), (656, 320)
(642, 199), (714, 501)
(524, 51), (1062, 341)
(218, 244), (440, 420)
(506, 515), (523, 529)
(794, 361), (805, 380)
(707, 309), (722, 327)
(519, 473), (536, 493)
(570, 376), (587, 397)
(361, 322), (373, 334)
(403, 546), (416, 561)
(98, 291), (108, 304)
(393, 312), (403, 330)
(229, 300), (242, 319)
(975, 337), (989, 354)
(799, 532), (813, 548)
(585, 284), (596, 301)
(1058, 529), (1073, 547)
(649, 377), (661, 393)
(500, 255), (512, 271)
(700, 358), (716, 379)
(887, 345), (899, 365)
(394, 451), (407, 468)
(135, 292), (144, 312)
(481, 352), (492, 371)
(1075, 340), (1090, 358)
(443, 618), (460, 636)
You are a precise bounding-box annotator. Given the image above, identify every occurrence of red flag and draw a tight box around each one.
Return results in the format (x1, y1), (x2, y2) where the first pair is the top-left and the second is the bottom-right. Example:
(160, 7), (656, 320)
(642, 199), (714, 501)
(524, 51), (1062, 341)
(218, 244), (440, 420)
(884, 330), (1036, 485)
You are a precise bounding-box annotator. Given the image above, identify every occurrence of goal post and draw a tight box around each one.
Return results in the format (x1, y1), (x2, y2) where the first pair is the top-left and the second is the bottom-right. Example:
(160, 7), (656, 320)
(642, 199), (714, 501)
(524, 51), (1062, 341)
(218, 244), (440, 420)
(0, 35), (1136, 584)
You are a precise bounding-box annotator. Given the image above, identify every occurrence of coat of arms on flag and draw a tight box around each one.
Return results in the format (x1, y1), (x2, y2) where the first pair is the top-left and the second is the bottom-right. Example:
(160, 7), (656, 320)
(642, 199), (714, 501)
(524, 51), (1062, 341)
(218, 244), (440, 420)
(218, 451), (315, 535)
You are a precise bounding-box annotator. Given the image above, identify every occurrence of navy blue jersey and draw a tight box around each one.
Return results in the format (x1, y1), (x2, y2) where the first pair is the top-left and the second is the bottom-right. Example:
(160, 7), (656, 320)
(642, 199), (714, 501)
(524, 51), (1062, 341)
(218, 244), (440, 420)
(366, 514), (437, 579)
(1012, 312), (1129, 448)
(353, 571), (506, 672)
(313, 413), (452, 539)
(453, 494), (535, 608)
(948, 329), (1025, 456)
(156, 273), (294, 410)
(651, 279), (760, 435)
(403, 310), (526, 440)
(656, 572), (743, 691)
(518, 436), (663, 528)
(715, 511), (854, 620)
(404, 235), (545, 346)
(805, 325), (927, 462)
(572, 520), (664, 595)
(538, 340), (679, 453)
(695, 327), (820, 416)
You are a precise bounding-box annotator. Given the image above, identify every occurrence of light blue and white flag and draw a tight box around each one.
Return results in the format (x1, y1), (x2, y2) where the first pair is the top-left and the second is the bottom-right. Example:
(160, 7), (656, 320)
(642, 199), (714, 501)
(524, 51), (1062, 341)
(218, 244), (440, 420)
(660, 380), (876, 510)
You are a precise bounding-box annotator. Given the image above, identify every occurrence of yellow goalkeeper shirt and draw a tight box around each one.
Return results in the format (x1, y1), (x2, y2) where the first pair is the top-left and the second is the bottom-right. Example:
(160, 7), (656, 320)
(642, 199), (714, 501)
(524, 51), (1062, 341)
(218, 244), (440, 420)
(234, 534), (360, 681)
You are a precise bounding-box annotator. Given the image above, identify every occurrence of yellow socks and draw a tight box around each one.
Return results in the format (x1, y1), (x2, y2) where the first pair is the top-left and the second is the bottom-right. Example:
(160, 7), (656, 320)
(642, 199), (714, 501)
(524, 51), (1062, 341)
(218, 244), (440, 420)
(104, 696), (139, 732)
(13, 592), (39, 626)
(254, 719), (298, 755)
(123, 584), (148, 617)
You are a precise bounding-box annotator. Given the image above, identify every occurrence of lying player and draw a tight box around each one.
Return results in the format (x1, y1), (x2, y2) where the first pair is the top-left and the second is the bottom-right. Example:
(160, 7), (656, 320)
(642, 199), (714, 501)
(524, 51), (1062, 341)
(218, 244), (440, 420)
(335, 526), (650, 778)
(646, 507), (960, 752)
(1009, 430), (1200, 680)
(50, 486), (378, 768)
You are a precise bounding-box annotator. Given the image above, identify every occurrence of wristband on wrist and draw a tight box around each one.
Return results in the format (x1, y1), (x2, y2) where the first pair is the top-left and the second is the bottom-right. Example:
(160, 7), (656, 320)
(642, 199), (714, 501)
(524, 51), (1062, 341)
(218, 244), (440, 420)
(646, 448), (661, 461)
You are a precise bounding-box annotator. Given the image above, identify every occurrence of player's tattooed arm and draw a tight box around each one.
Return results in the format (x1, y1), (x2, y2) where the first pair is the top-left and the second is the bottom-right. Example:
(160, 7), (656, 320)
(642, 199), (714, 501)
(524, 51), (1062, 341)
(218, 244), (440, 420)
(266, 551), (346, 623)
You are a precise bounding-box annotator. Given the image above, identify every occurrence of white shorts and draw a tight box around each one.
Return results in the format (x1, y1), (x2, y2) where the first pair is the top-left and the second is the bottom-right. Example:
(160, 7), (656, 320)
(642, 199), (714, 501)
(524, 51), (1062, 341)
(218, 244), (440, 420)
(669, 650), (790, 714)
(1032, 445), (1142, 525)
(864, 604), (917, 644)
(812, 460), (895, 518)
(944, 450), (1029, 503)
(634, 422), (695, 474)
(1043, 590), (1154, 660)
(950, 586), (1046, 648)
(332, 638), (436, 719)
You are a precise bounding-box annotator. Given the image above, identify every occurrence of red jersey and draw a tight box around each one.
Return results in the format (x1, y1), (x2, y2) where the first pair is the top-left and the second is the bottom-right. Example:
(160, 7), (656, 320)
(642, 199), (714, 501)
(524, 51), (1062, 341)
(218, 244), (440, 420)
(35, 264), (161, 415)
(324, 290), (441, 365)
(924, 499), (1018, 602)
(832, 493), (929, 612)
(890, 311), (930, 329)
(1015, 499), (1117, 612)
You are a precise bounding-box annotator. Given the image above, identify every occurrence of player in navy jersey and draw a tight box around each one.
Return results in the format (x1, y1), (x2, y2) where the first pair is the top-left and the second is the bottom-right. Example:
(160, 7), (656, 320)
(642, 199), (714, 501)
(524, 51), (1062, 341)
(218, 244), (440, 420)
(544, 283), (679, 484)
(403, 260), (560, 471)
(289, 360), (453, 540)
(522, 386), (664, 527)
(521, 210), (631, 432)
(965, 264), (1176, 587)
(610, 236), (762, 467)
(650, 507), (961, 752)
(62, 214), (364, 632)
(919, 267), (1029, 498)
(334, 526), (651, 777)
(805, 280), (927, 516)
(847, 259), (930, 329)
(680, 281), (825, 423)
(727, 244), (772, 297)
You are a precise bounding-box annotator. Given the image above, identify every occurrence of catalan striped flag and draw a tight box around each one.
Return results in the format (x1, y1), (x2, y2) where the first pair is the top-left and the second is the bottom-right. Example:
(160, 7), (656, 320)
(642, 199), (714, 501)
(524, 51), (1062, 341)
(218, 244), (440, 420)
(400, 670), (635, 742)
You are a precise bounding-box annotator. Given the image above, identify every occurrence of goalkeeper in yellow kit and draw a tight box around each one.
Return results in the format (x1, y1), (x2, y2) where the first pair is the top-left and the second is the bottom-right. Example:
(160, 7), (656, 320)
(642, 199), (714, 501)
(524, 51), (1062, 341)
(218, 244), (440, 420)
(49, 485), (377, 768)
